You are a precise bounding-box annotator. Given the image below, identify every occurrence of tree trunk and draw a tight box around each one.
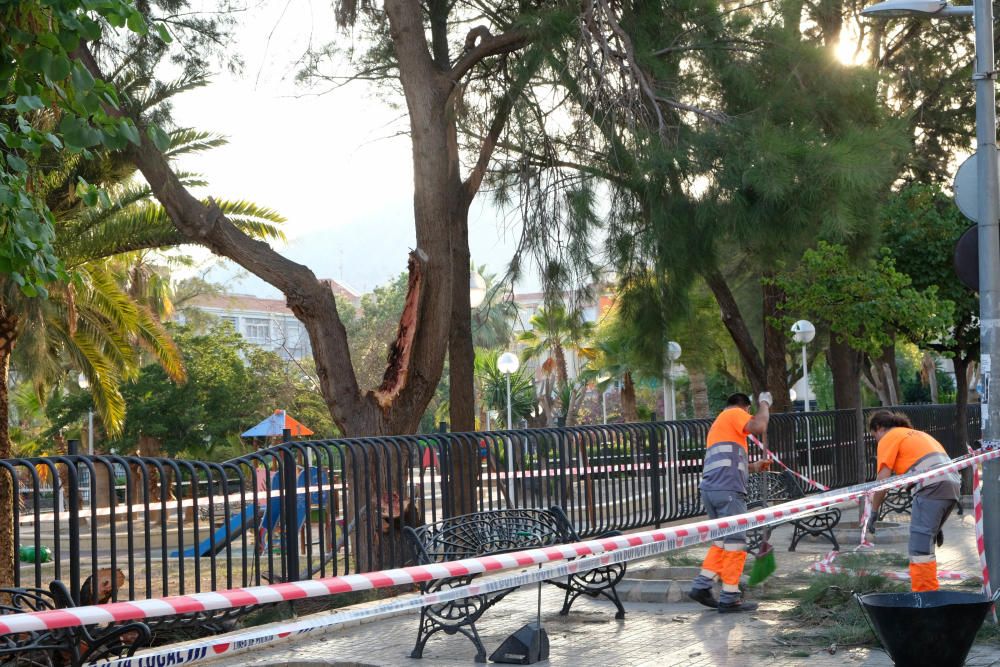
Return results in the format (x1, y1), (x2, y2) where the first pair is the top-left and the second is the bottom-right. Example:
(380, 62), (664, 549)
(829, 336), (863, 411)
(75, 0), (530, 569)
(690, 369), (710, 418)
(954, 352), (972, 458)
(922, 352), (939, 403)
(621, 373), (639, 422)
(762, 276), (790, 412)
(702, 266), (766, 395)
(828, 336), (864, 486)
(0, 312), (17, 589)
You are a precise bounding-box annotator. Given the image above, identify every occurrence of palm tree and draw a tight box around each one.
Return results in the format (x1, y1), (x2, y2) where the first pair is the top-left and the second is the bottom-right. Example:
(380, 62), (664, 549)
(518, 305), (594, 390)
(471, 265), (517, 349)
(581, 337), (640, 423)
(517, 304), (595, 424)
(474, 348), (536, 427)
(0, 81), (284, 587)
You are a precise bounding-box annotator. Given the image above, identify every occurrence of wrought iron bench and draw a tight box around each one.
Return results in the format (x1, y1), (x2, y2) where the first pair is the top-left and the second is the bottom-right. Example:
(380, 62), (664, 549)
(746, 470), (841, 553)
(0, 581), (150, 666)
(403, 506), (626, 663)
(877, 488), (913, 521)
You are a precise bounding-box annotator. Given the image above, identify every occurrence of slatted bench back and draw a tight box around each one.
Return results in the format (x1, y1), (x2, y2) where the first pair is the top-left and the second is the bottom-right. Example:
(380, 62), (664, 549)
(407, 508), (567, 564)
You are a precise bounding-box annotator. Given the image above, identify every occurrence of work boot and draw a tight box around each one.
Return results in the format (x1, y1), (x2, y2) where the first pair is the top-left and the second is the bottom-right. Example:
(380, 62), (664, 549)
(687, 587), (718, 608)
(718, 598), (759, 613)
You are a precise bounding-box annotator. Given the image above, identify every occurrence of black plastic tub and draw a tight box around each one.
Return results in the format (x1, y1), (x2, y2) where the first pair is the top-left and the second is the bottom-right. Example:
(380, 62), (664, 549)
(856, 590), (996, 666)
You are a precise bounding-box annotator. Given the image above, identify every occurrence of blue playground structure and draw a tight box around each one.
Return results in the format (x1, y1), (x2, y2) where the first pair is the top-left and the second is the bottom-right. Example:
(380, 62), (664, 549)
(170, 467), (331, 558)
(171, 504), (259, 558)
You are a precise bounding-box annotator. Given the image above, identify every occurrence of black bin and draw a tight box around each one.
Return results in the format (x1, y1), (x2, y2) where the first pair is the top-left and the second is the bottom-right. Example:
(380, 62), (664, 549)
(856, 590), (996, 666)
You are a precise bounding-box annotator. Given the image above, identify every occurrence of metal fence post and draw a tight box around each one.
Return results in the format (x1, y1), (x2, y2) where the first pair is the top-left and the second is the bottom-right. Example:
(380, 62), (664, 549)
(67, 440), (81, 603)
(855, 404), (866, 484)
(280, 429), (299, 582)
(649, 422), (662, 528)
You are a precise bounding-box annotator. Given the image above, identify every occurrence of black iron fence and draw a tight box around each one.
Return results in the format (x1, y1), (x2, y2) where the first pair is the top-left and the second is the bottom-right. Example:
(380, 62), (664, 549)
(2, 403), (975, 620)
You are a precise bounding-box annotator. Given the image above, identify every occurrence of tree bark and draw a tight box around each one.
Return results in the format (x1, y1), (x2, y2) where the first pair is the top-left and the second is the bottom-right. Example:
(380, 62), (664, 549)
(762, 276), (790, 412)
(828, 336), (864, 486)
(922, 352), (939, 403)
(621, 372), (639, 422)
(829, 336), (863, 411)
(690, 369), (710, 418)
(954, 353), (972, 457)
(702, 267), (766, 395)
(0, 312), (17, 589)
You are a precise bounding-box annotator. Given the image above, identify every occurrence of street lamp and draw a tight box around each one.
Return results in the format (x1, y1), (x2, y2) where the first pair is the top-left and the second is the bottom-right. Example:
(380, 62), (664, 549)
(497, 352), (519, 506)
(662, 342), (682, 421)
(862, 0), (1000, 591)
(597, 372), (612, 424)
(77, 373), (94, 456)
(791, 320), (816, 480)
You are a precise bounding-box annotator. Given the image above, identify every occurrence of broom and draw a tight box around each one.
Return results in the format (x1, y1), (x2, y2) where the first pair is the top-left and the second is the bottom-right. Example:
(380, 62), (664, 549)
(749, 540), (776, 586)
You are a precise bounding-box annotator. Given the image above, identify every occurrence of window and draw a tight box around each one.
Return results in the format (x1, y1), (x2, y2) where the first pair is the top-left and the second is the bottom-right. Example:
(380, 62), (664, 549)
(244, 317), (270, 343)
(220, 316), (238, 330)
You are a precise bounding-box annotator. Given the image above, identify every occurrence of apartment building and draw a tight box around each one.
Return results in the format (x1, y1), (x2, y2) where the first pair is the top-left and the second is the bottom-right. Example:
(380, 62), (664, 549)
(185, 279), (361, 360)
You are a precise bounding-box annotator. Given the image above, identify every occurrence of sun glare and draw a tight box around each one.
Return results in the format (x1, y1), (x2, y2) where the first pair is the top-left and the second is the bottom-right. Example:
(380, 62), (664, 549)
(834, 32), (870, 66)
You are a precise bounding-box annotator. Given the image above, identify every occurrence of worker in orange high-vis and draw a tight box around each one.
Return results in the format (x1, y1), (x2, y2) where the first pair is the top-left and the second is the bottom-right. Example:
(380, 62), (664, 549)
(688, 392), (772, 613)
(867, 410), (961, 593)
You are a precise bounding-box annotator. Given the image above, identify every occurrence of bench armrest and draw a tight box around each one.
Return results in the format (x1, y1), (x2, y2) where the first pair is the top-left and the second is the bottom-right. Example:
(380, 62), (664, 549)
(403, 525), (432, 565)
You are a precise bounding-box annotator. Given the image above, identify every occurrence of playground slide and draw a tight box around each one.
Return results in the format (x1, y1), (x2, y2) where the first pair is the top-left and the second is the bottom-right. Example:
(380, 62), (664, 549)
(171, 504), (258, 558)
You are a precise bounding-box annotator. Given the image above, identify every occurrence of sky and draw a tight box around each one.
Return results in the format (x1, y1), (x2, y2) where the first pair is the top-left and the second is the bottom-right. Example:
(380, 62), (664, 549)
(168, 0), (530, 297)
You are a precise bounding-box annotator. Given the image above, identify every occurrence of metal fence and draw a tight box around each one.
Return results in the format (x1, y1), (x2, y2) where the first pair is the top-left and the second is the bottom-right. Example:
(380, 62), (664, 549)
(2, 403), (975, 621)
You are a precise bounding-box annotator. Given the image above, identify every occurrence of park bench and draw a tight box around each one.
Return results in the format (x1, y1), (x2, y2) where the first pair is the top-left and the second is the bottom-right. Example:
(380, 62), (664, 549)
(0, 581), (150, 667)
(746, 470), (841, 553)
(403, 506), (626, 663)
(876, 488), (914, 521)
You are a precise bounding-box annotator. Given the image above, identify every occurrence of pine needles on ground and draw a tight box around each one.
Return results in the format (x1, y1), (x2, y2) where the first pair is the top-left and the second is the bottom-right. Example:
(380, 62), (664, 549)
(778, 572), (907, 647)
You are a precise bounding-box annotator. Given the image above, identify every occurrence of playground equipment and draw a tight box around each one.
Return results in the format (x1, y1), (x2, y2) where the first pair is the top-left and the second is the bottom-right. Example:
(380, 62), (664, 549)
(257, 466), (332, 554)
(171, 504), (259, 558)
(856, 589), (1000, 666)
(169, 466), (333, 559)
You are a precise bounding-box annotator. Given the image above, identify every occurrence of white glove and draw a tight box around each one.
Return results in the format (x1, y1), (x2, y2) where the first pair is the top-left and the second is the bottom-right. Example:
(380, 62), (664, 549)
(758, 391), (773, 407)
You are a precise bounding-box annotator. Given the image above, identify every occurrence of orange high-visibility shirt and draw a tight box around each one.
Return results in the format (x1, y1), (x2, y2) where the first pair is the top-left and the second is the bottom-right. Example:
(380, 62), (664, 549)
(876, 428), (947, 475)
(706, 407), (752, 450)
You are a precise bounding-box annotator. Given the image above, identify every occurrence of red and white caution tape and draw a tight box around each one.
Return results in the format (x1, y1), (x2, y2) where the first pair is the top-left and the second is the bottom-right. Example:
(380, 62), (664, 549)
(969, 445), (995, 621)
(4, 445), (997, 641)
(857, 494), (875, 549)
(811, 550), (967, 582)
(748, 434), (829, 491)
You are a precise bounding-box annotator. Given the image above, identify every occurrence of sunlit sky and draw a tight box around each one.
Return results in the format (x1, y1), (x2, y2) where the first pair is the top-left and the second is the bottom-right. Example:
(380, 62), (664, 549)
(169, 1), (527, 297)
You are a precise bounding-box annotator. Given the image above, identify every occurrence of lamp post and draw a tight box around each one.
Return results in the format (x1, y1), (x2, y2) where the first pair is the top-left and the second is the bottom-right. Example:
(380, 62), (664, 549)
(597, 373), (611, 424)
(862, 0), (1000, 591)
(791, 320), (816, 478)
(77, 373), (94, 456)
(662, 342), (682, 421)
(497, 352), (520, 506)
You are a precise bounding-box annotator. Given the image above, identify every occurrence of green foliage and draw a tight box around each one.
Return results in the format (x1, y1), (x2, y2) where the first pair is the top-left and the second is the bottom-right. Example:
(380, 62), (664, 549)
(703, 30), (908, 260)
(0, 0), (168, 294)
(342, 272), (408, 390)
(882, 183), (978, 358)
(776, 242), (953, 356)
(808, 355), (835, 411)
(898, 352), (956, 404)
(517, 304), (594, 389)
(471, 264), (516, 349)
(475, 348), (536, 427)
(48, 322), (333, 457)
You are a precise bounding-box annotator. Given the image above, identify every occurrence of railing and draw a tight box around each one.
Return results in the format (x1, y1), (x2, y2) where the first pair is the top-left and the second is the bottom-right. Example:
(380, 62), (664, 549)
(2, 403), (974, 625)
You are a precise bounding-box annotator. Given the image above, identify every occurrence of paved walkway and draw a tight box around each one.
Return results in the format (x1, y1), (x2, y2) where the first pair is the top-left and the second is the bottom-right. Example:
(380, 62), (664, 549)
(190, 504), (1000, 666)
